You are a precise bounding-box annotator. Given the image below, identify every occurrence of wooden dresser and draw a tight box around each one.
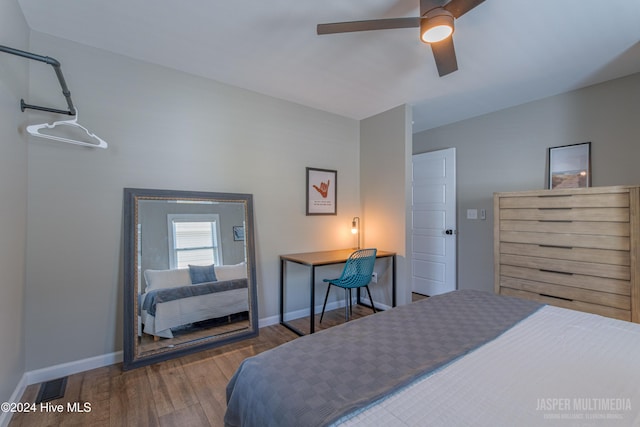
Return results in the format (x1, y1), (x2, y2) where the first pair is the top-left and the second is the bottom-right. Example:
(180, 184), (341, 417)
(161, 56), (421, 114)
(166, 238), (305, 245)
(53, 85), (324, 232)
(494, 185), (640, 322)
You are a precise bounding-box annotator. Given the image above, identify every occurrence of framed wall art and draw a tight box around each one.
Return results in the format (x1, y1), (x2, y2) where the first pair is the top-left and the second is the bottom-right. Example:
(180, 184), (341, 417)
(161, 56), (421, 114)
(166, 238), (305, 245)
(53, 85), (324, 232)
(548, 142), (591, 189)
(306, 167), (337, 215)
(233, 226), (245, 241)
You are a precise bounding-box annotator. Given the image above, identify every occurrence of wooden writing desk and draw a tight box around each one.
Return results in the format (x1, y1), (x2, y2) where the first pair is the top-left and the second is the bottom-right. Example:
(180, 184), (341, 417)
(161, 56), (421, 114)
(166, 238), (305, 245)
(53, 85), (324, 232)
(279, 248), (396, 336)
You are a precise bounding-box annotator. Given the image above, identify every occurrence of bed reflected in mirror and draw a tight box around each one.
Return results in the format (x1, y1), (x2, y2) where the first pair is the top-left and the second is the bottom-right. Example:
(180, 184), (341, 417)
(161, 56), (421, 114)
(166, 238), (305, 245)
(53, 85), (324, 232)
(123, 188), (258, 370)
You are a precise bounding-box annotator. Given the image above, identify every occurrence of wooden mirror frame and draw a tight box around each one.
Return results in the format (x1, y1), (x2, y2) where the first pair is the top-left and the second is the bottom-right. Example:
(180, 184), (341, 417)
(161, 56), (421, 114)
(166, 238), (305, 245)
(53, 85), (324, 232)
(123, 188), (258, 370)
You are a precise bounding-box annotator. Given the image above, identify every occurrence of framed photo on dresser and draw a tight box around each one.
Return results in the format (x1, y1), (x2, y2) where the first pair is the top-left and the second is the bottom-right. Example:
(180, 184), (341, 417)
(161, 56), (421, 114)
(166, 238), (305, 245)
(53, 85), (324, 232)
(548, 142), (591, 189)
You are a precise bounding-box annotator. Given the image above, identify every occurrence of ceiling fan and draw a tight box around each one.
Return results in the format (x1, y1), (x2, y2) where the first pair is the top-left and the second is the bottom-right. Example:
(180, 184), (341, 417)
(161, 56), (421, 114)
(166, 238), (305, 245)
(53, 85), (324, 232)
(317, 0), (485, 77)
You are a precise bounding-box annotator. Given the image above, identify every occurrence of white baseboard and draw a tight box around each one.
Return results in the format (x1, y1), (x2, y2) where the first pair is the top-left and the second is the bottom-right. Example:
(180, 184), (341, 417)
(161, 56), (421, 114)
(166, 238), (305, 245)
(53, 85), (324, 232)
(0, 374), (27, 427)
(259, 297), (349, 328)
(279, 299), (346, 323)
(258, 314), (280, 328)
(270, 297), (388, 327)
(25, 351), (123, 386)
(358, 296), (391, 311)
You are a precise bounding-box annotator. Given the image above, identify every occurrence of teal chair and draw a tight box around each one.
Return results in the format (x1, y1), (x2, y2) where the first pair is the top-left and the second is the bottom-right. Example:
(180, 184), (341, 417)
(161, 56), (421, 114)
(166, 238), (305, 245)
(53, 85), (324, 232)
(320, 248), (378, 323)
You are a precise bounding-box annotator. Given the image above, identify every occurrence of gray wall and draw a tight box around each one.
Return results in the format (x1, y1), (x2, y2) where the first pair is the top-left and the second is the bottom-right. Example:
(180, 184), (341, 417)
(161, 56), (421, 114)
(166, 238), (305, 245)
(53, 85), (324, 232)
(413, 72), (640, 293)
(23, 32), (360, 370)
(361, 105), (413, 306)
(0, 0), (29, 405)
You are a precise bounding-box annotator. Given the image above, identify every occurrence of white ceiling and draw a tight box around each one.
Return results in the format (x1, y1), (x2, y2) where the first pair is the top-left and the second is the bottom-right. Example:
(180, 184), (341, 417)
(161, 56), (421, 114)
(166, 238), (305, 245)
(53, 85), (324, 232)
(16, 0), (640, 133)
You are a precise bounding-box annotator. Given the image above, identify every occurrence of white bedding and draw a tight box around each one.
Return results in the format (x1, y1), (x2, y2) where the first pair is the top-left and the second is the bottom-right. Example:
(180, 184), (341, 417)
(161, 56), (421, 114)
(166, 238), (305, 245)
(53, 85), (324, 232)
(141, 263), (249, 338)
(337, 306), (640, 426)
(141, 287), (248, 338)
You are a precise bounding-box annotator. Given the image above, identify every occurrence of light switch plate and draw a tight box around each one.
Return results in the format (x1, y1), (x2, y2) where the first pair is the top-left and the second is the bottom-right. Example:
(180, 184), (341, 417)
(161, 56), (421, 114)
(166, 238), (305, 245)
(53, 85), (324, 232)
(467, 209), (478, 220)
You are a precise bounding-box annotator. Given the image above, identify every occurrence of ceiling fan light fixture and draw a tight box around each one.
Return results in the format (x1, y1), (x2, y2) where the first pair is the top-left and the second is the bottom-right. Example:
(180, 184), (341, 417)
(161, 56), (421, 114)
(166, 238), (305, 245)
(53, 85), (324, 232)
(420, 9), (454, 43)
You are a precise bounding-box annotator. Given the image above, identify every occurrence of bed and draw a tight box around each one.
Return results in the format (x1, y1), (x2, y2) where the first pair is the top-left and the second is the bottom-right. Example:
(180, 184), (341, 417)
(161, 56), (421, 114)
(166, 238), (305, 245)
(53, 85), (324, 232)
(140, 262), (249, 338)
(225, 290), (640, 426)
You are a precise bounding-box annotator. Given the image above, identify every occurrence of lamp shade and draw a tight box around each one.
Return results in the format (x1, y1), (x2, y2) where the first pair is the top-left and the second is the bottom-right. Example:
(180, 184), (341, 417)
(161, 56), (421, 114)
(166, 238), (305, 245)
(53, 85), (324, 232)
(420, 10), (454, 43)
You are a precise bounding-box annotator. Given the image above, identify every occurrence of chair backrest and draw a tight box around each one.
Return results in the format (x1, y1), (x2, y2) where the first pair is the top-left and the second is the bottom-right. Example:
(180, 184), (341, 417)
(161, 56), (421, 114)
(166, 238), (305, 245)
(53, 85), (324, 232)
(337, 248), (377, 288)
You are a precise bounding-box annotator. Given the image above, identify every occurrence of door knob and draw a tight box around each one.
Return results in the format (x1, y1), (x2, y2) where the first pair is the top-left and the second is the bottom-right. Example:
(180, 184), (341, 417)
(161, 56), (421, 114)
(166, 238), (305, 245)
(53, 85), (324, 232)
(445, 229), (456, 235)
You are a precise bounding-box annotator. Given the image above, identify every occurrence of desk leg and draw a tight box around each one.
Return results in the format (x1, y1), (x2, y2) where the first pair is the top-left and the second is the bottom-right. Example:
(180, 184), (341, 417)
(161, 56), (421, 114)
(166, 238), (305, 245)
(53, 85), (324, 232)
(310, 266), (315, 334)
(392, 254), (396, 307)
(280, 258), (285, 325)
(280, 258), (305, 336)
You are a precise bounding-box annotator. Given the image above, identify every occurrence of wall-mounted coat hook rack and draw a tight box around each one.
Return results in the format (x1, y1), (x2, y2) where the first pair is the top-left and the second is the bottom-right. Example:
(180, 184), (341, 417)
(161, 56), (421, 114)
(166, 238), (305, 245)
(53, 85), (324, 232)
(1, 44), (107, 148)
(0, 44), (76, 115)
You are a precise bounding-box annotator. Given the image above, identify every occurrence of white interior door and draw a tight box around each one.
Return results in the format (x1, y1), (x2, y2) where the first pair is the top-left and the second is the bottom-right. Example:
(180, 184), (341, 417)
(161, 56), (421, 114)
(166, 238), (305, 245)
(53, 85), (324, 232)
(412, 148), (456, 296)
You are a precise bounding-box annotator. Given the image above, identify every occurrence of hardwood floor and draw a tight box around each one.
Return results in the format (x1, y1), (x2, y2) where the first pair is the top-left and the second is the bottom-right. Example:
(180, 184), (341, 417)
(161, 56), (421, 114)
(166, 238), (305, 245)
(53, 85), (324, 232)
(9, 302), (389, 427)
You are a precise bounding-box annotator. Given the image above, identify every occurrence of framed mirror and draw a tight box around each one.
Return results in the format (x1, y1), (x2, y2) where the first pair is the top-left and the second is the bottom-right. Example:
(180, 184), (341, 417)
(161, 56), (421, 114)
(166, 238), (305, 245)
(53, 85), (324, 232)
(123, 188), (258, 370)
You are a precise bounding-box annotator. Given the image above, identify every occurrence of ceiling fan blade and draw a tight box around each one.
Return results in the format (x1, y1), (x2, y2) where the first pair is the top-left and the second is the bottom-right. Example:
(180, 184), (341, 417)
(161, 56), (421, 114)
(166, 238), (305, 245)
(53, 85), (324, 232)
(444, 0), (485, 18)
(430, 36), (458, 76)
(317, 17), (420, 35)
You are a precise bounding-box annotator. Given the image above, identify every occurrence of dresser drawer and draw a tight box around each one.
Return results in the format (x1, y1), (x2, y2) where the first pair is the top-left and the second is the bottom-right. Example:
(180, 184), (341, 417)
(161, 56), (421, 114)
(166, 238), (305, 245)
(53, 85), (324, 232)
(500, 265), (631, 296)
(500, 242), (630, 266)
(499, 207), (629, 222)
(499, 287), (631, 321)
(500, 276), (630, 310)
(499, 193), (629, 209)
(500, 253), (630, 280)
(499, 231), (629, 251)
(500, 220), (630, 236)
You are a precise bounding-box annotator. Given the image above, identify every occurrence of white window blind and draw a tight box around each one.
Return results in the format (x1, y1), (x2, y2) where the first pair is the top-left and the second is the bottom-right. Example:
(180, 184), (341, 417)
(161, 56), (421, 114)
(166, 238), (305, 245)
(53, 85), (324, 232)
(168, 214), (222, 268)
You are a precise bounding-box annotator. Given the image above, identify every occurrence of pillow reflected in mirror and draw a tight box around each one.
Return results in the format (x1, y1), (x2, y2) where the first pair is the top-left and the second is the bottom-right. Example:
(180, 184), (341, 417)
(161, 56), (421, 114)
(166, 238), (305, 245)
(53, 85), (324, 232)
(188, 264), (217, 284)
(215, 262), (247, 281)
(143, 268), (191, 292)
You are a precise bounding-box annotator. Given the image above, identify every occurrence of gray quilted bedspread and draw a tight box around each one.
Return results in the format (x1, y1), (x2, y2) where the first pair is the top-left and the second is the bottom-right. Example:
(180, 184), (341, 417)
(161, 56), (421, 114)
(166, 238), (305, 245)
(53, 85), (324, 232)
(225, 290), (543, 427)
(142, 278), (247, 316)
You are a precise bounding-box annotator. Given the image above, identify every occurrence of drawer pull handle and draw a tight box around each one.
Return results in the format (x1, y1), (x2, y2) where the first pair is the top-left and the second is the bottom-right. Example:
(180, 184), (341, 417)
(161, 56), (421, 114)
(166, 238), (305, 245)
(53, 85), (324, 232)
(538, 220), (573, 223)
(537, 195), (573, 198)
(538, 207), (573, 211)
(539, 293), (573, 302)
(539, 269), (574, 275)
(539, 244), (574, 250)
